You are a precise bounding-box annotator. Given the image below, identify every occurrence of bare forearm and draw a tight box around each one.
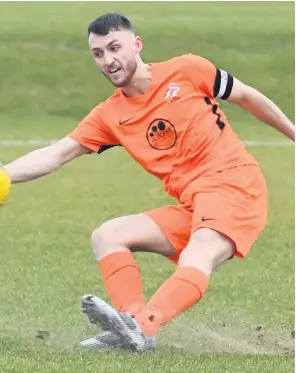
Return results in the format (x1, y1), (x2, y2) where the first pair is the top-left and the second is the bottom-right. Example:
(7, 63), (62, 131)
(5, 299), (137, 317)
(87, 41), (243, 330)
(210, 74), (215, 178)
(4, 137), (90, 184)
(239, 87), (295, 141)
(5, 147), (60, 183)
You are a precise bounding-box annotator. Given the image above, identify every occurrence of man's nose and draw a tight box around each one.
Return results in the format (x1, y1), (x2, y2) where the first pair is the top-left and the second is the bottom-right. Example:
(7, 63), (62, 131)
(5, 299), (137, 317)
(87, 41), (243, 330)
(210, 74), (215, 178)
(104, 53), (115, 66)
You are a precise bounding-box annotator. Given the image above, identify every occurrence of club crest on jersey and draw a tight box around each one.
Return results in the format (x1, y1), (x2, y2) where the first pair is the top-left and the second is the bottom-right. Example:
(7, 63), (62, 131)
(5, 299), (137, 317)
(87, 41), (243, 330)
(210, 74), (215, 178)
(164, 83), (180, 101)
(146, 118), (177, 150)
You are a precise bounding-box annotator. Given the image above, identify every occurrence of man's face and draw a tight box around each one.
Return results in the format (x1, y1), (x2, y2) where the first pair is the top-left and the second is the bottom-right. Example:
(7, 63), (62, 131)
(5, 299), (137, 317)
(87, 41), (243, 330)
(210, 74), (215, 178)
(89, 30), (142, 87)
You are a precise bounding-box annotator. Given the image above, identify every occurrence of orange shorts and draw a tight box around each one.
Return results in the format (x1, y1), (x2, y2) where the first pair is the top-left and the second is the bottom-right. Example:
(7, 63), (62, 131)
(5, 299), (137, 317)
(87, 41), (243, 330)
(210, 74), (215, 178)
(144, 165), (268, 262)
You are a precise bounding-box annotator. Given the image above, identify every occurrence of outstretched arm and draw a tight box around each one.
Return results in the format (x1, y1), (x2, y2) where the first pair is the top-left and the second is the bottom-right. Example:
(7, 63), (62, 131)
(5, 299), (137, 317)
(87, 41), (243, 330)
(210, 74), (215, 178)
(226, 78), (295, 141)
(4, 137), (91, 183)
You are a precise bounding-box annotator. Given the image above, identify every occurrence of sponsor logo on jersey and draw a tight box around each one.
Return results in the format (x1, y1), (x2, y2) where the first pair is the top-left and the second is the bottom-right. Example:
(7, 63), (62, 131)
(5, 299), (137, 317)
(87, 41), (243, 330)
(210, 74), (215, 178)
(146, 118), (177, 150)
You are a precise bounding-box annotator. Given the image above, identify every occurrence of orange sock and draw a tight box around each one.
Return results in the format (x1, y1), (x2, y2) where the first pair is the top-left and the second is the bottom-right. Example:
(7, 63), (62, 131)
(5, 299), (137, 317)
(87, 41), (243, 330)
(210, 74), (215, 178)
(135, 267), (209, 337)
(99, 251), (145, 315)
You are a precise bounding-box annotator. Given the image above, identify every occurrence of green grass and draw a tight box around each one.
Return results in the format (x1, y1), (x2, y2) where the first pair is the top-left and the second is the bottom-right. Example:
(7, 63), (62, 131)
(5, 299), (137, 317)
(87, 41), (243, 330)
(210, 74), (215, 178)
(0, 2), (294, 372)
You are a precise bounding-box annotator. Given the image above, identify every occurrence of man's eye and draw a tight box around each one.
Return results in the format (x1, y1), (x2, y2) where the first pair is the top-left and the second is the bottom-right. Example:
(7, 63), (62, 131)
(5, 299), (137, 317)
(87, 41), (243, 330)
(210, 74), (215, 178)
(111, 45), (120, 52)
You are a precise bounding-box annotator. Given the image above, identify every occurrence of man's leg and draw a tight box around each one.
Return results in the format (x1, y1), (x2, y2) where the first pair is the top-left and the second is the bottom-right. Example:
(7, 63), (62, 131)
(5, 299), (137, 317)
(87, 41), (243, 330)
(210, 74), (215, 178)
(81, 212), (177, 349)
(90, 213), (176, 314)
(81, 205), (194, 349)
(135, 228), (235, 336)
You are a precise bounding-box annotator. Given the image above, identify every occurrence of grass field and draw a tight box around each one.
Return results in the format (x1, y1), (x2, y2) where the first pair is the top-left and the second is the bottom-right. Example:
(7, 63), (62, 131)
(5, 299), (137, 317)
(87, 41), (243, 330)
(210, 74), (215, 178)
(0, 2), (294, 372)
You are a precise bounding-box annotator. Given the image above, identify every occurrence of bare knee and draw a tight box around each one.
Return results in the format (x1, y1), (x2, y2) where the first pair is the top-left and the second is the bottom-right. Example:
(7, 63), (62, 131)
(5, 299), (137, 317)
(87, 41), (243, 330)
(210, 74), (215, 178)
(91, 213), (175, 261)
(91, 218), (130, 261)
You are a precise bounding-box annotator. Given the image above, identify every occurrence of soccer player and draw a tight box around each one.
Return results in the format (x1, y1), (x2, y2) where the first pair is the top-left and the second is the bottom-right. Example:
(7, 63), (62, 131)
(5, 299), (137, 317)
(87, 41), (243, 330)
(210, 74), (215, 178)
(2, 14), (294, 352)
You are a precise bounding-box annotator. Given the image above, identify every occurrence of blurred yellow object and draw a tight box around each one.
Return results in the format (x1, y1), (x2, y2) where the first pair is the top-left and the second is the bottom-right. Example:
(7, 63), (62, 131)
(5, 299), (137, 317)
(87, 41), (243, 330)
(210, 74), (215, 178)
(0, 165), (11, 205)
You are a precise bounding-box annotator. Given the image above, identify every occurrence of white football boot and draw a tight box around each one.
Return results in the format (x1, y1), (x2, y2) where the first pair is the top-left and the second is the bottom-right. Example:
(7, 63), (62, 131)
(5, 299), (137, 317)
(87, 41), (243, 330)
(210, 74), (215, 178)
(80, 330), (122, 349)
(81, 295), (121, 349)
(81, 294), (156, 352)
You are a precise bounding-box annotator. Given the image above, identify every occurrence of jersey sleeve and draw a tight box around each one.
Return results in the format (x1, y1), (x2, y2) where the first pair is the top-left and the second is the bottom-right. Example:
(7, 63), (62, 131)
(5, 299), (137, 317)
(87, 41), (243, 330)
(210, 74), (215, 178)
(182, 54), (234, 100)
(69, 105), (119, 154)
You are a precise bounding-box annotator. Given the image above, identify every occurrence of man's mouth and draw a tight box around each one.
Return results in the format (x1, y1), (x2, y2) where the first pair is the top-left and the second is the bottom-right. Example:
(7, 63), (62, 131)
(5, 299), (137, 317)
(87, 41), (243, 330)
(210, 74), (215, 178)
(108, 68), (121, 74)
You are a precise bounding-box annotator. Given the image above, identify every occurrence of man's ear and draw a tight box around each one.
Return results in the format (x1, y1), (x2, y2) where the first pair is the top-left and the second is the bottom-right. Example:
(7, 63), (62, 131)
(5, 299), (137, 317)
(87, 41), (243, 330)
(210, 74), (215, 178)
(134, 36), (143, 53)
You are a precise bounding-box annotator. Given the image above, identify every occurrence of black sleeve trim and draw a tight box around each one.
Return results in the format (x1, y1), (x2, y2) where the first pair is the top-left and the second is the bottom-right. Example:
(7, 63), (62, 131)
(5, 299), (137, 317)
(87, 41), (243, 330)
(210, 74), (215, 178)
(220, 74), (233, 100)
(97, 144), (122, 154)
(213, 68), (221, 97)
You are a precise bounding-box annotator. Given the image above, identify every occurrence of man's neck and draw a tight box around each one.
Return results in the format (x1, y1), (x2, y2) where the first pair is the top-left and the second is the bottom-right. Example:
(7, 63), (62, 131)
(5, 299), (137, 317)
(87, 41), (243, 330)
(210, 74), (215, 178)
(121, 63), (152, 97)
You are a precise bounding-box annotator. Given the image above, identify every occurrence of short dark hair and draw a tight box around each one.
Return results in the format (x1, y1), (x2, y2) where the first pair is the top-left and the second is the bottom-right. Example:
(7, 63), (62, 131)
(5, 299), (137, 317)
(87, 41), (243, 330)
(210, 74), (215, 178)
(88, 13), (134, 36)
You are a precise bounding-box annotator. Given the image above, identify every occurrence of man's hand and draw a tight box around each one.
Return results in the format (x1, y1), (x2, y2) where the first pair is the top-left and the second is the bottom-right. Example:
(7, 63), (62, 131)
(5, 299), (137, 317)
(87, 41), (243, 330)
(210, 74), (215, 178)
(0, 165), (11, 205)
(226, 78), (295, 141)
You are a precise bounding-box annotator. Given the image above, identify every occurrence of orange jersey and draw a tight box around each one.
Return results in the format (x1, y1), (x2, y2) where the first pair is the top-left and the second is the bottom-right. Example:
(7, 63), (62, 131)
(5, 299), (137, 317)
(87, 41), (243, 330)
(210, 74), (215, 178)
(69, 54), (257, 200)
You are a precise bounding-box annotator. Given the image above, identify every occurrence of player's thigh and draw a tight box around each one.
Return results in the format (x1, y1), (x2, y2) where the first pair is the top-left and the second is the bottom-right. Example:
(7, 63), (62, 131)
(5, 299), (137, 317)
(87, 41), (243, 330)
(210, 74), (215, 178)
(179, 227), (235, 274)
(93, 213), (176, 257)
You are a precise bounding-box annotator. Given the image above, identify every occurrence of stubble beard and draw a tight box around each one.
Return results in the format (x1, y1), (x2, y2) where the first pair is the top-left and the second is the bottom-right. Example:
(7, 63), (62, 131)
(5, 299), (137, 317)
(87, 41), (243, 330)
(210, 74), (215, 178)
(104, 58), (138, 88)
